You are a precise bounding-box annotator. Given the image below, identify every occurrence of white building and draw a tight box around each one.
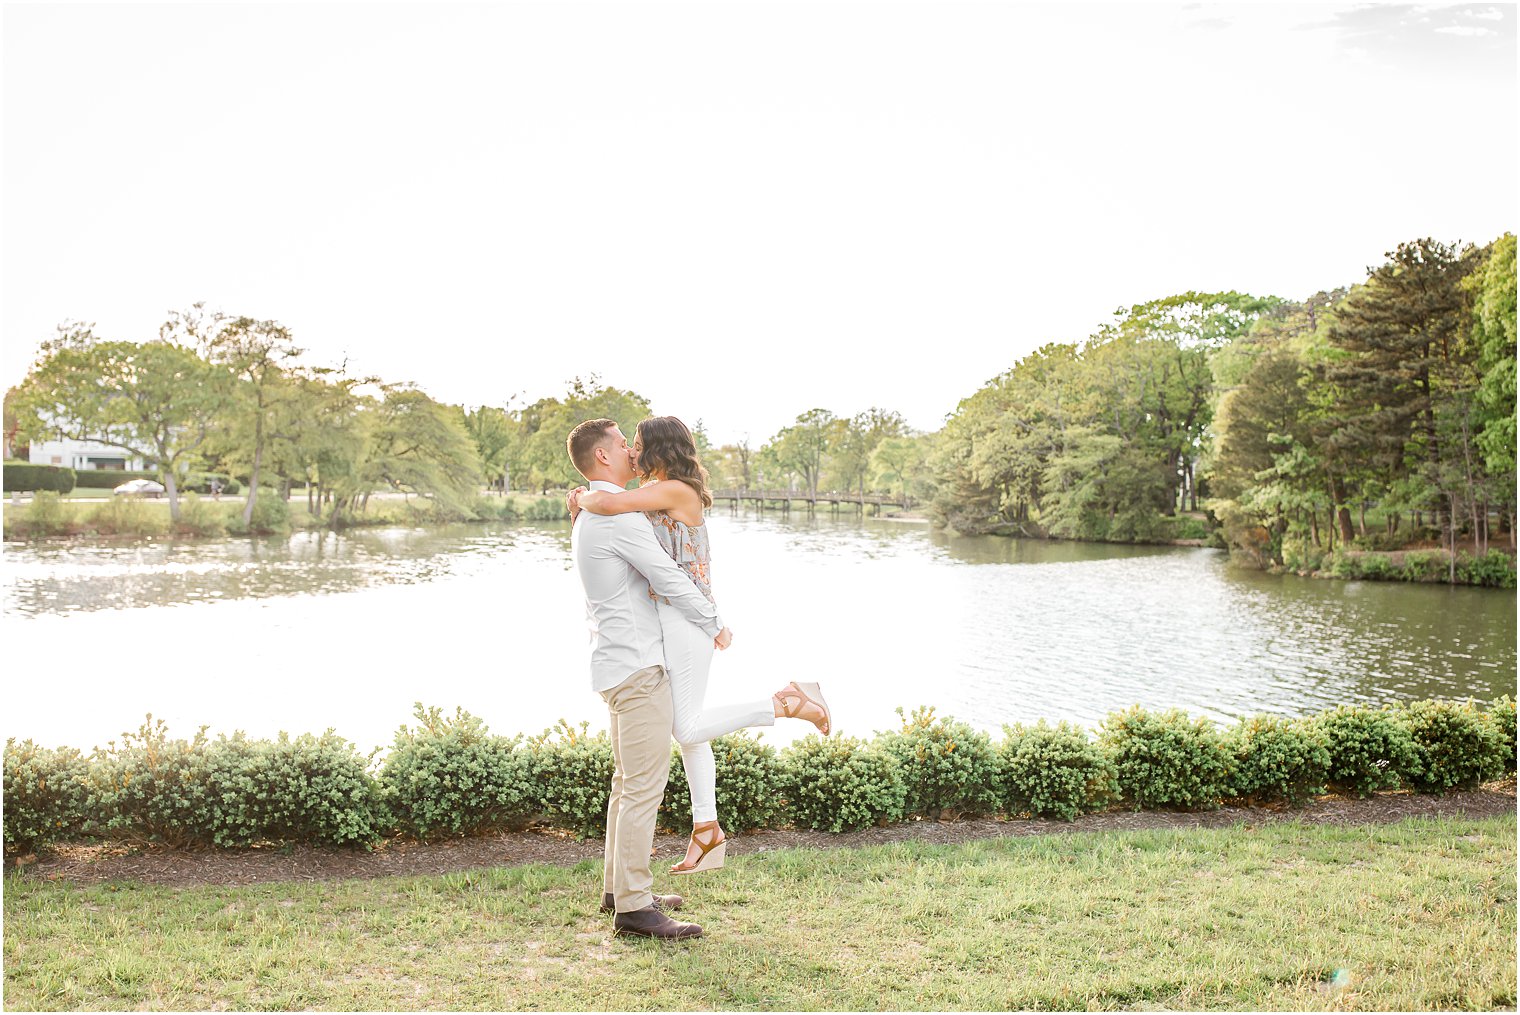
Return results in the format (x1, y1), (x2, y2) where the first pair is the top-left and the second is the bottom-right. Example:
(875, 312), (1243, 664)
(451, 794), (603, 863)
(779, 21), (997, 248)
(29, 437), (146, 472)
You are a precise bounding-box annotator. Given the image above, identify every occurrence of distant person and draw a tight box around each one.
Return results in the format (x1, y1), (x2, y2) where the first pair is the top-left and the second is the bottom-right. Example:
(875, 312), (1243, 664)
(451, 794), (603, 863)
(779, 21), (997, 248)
(569, 416), (830, 879)
(566, 417), (720, 940)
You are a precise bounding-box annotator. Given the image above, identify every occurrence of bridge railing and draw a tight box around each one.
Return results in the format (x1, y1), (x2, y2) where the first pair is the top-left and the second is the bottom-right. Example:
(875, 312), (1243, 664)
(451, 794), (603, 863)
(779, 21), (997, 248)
(710, 487), (907, 507)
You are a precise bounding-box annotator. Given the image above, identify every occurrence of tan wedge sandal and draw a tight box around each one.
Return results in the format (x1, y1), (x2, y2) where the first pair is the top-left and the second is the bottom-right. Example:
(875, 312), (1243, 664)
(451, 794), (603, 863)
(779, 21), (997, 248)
(776, 681), (832, 735)
(669, 825), (726, 876)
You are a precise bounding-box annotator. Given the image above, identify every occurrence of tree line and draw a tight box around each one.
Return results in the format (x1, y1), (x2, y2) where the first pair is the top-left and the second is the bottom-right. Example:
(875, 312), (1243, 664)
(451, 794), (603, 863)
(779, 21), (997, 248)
(928, 234), (1516, 571)
(7, 233), (1513, 565)
(5, 309), (938, 526)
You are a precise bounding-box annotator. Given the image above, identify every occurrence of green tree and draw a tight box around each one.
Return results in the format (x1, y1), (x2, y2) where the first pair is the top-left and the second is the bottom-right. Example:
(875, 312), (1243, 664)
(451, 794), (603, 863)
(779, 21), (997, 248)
(766, 409), (836, 498)
(201, 313), (304, 527)
(462, 404), (518, 493)
(14, 315), (231, 521)
(1468, 233), (1517, 476)
(354, 386), (484, 517)
(871, 435), (930, 507)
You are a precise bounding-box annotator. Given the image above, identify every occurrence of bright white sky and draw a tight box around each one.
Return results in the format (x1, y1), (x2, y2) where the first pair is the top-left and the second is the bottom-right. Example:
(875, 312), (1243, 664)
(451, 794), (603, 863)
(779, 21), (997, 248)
(2, 1), (1514, 445)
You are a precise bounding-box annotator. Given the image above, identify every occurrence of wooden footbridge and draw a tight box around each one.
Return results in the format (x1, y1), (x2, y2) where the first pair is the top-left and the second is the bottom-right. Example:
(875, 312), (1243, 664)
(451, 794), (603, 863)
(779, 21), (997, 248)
(711, 487), (909, 514)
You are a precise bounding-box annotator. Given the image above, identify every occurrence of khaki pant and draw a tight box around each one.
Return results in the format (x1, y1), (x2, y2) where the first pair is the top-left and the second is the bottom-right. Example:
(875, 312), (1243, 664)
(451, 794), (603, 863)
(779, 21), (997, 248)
(600, 664), (673, 913)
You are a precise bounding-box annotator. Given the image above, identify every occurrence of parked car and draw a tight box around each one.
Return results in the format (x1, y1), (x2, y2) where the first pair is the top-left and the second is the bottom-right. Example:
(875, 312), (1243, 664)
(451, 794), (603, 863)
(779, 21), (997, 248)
(113, 479), (166, 497)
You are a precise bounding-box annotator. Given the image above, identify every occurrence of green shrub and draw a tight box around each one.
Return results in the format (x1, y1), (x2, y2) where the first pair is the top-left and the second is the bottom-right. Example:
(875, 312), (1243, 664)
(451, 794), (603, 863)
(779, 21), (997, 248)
(1313, 704), (1418, 797)
(778, 735), (904, 832)
(1487, 696), (1516, 772)
(1399, 551), (1444, 582)
(1328, 552), (1358, 579)
(996, 720), (1117, 820)
(878, 706), (1000, 819)
(173, 493), (227, 537)
(468, 496), (521, 521)
(1281, 539), (1325, 573)
(91, 717), (219, 847)
(1098, 706), (1231, 810)
(85, 497), (169, 536)
(3, 740), (94, 854)
(2, 462), (75, 494)
(1396, 699), (1508, 793)
(660, 731), (784, 832)
(1459, 550), (1517, 589)
(380, 705), (539, 840)
(89, 718), (382, 848)
(529, 721), (613, 839)
(11, 491), (76, 538)
(524, 496), (570, 521)
(1356, 553), (1395, 580)
(247, 493), (291, 534)
(1226, 715), (1332, 806)
(242, 731), (383, 846)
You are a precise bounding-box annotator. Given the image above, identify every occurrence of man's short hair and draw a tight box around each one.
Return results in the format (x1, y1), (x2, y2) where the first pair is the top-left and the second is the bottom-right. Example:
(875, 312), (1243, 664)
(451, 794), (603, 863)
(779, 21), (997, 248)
(567, 418), (619, 477)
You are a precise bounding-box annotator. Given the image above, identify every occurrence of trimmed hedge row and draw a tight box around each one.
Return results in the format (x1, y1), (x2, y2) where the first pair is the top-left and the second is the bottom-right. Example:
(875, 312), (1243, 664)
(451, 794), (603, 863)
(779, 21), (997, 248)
(5, 697), (1515, 855)
(69, 469), (244, 494)
(2, 462), (76, 494)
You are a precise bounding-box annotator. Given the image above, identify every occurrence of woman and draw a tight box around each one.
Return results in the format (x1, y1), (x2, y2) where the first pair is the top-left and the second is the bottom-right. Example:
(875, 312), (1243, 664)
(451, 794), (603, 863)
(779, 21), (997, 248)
(569, 415), (831, 875)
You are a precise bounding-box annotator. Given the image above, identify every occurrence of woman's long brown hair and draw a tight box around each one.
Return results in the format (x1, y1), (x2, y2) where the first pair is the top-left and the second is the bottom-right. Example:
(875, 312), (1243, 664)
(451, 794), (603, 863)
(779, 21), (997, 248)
(636, 416), (712, 509)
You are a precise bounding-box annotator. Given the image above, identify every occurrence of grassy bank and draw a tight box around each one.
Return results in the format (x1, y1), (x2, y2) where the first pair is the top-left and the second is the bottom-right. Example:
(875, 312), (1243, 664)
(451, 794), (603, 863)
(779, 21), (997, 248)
(4, 815), (1513, 1011)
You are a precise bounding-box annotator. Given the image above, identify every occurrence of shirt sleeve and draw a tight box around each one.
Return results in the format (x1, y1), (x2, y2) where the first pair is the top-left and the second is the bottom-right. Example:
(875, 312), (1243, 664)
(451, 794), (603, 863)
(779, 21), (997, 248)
(610, 515), (724, 638)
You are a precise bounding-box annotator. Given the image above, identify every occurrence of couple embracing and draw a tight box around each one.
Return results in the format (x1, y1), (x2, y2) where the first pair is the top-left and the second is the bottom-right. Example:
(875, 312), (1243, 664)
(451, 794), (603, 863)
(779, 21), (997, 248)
(566, 416), (831, 940)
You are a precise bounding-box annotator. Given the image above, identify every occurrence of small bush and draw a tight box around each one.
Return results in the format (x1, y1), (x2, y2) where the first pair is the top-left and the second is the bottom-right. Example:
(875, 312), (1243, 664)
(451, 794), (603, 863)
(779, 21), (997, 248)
(1098, 706), (1231, 810)
(529, 721), (613, 839)
(1397, 699), (1508, 793)
(380, 705), (539, 840)
(3, 740), (94, 854)
(524, 496), (570, 521)
(173, 493), (227, 537)
(91, 716), (218, 846)
(243, 731), (383, 846)
(1313, 704), (1419, 797)
(2, 461), (76, 494)
(1226, 715), (1331, 806)
(1459, 550), (1517, 589)
(1399, 551), (1444, 582)
(1487, 696), (1516, 772)
(247, 493), (291, 534)
(996, 720), (1117, 820)
(1281, 539), (1326, 574)
(661, 731), (784, 832)
(11, 491), (77, 538)
(779, 735), (904, 832)
(85, 497), (169, 537)
(878, 706), (1000, 819)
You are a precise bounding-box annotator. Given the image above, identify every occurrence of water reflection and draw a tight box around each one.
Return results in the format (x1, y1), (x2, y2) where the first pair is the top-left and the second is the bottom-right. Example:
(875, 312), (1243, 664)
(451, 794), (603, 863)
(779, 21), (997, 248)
(2, 513), (1513, 754)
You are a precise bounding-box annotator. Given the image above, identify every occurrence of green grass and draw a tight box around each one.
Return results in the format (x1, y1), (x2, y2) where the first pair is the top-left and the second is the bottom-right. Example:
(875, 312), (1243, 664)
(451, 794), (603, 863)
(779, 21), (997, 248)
(5, 815), (1514, 1011)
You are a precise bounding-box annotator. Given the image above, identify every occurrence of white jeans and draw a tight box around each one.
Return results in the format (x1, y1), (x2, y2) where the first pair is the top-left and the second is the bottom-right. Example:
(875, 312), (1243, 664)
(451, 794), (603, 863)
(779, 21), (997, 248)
(657, 600), (775, 823)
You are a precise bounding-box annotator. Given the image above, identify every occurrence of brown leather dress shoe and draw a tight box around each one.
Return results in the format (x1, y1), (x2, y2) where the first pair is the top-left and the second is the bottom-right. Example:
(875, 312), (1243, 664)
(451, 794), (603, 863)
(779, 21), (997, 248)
(612, 905), (703, 940)
(600, 892), (683, 914)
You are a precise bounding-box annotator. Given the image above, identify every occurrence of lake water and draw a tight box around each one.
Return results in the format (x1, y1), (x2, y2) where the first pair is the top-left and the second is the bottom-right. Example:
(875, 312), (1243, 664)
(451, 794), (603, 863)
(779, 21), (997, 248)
(3, 512), (1514, 755)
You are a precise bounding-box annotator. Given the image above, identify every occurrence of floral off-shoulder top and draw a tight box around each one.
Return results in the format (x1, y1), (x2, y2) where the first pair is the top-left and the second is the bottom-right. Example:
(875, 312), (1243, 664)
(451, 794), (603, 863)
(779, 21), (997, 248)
(645, 511), (714, 605)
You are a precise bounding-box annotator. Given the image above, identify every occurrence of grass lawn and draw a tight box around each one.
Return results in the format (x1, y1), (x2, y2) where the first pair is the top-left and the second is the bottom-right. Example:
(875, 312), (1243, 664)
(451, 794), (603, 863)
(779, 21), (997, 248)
(4, 814), (1514, 1011)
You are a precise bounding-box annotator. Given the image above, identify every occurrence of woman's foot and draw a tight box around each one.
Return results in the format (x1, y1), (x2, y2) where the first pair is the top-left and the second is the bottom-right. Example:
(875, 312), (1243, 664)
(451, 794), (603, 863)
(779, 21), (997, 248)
(670, 821), (726, 875)
(774, 681), (831, 735)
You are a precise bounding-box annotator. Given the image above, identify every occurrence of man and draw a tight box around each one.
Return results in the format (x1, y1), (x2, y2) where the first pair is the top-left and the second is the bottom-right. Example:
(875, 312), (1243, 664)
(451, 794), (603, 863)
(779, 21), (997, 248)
(565, 418), (730, 941)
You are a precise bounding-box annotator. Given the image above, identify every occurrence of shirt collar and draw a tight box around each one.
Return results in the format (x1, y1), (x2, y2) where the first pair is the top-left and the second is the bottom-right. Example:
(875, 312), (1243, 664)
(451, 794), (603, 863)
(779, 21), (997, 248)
(588, 480), (625, 493)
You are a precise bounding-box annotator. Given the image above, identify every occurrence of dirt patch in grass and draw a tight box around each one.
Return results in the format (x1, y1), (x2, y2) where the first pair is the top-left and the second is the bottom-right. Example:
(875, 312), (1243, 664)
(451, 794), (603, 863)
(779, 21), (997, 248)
(15, 779), (1515, 888)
